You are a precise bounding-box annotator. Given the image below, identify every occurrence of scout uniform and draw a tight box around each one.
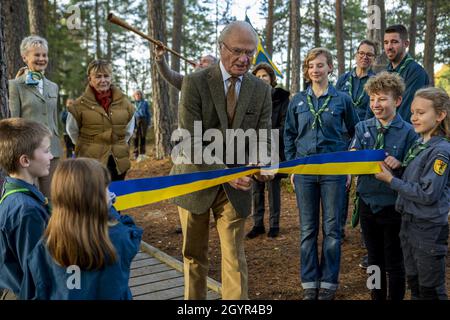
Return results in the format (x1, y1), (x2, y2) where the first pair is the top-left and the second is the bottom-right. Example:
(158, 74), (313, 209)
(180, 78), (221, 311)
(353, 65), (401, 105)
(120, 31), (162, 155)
(21, 214), (143, 300)
(284, 85), (358, 292)
(390, 136), (450, 299)
(0, 177), (50, 297)
(386, 54), (429, 122)
(336, 68), (375, 122)
(350, 114), (417, 300)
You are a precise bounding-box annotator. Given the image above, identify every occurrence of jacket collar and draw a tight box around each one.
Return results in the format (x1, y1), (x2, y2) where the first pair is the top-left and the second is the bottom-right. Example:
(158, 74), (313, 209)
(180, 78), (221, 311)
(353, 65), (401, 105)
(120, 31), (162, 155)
(81, 84), (124, 105)
(4, 176), (47, 205)
(17, 73), (48, 102)
(306, 84), (338, 98)
(387, 53), (412, 72)
(350, 68), (375, 79)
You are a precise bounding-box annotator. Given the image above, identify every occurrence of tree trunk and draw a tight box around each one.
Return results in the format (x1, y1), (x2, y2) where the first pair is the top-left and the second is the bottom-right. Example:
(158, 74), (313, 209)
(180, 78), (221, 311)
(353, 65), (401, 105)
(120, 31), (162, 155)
(423, 0), (436, 85)
(170, 0), (183, 129)
(95, 0), (102, 59)
(286, 1), (292, 89)
(314, 0), (321, 47)
(148, 0), (173, 159)
(0, 1), (8, 187)
(106, 0), (112, 62)
(0, 1), (9, 119)
(408, 0), (418, 59)
(27, 0), (46, 37)
(335, 0), (345, 76)
(2, 0), (28, 79)
(290, 0), (300, 93)
(265, 0), (274, 57)
(367, 0), (387, 73)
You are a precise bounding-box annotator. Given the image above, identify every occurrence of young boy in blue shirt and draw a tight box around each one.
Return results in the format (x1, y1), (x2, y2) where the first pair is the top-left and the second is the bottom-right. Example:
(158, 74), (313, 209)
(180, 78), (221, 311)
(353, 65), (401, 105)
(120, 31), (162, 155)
(350, 72), (418, 300)
(0, 118), (53, 298)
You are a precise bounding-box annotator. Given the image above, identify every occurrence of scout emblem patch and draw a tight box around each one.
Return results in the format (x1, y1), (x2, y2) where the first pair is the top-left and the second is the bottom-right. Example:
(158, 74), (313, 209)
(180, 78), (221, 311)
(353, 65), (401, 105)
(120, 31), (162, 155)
(433, 159), (447, 176)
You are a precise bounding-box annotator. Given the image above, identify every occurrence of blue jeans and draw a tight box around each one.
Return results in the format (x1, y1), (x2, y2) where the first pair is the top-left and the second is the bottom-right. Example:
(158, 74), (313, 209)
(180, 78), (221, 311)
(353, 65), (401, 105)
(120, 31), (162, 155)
(294, 174), (346, 290)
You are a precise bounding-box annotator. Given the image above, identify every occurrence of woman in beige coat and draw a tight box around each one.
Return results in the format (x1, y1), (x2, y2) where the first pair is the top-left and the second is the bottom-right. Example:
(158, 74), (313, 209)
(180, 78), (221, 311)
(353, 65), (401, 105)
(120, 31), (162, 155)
(8, 36), (61, 199)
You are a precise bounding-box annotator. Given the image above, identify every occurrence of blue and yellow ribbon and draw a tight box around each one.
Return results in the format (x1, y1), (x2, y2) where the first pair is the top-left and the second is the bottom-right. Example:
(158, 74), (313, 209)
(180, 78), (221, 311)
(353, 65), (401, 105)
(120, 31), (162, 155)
(110, 150), (385, 211)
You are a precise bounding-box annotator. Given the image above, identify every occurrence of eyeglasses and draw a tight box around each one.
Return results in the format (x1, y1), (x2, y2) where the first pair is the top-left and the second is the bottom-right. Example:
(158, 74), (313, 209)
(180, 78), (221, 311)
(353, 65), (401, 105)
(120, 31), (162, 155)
(357, 51), (376, 59)
(221, 42), (256, 58)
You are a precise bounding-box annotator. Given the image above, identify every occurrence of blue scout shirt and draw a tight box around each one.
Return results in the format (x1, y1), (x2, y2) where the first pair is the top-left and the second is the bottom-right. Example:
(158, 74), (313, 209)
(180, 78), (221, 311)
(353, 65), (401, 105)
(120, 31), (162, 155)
(335, 68), (375, 122)
(391, 136), (450, 225)
(350, 114), (418, 213)
(387, 54), (429, 122)
(22, 214), (143, 300)
(0, 177), (50, 295)
(134, 99), (151, 124)
(284, 85), (358, 160)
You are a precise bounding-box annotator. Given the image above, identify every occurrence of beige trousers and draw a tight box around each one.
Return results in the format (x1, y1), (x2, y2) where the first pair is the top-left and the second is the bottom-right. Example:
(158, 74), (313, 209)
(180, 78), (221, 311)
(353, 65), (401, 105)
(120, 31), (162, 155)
(178, 189), (248, 300)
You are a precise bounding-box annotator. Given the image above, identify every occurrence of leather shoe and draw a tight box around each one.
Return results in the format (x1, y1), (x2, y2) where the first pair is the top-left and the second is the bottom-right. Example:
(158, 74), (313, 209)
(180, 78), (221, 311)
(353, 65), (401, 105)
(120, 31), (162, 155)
(246, 226), (265, 239)
(303, 288), (318, 300)
(318, 288), (336, 300)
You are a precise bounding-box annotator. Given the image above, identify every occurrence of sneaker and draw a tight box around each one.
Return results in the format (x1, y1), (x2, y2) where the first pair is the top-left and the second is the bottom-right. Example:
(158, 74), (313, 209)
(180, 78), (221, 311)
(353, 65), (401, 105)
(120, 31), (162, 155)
(175, 226), (182, 234)
(267, 228), (279, 238)
(359, 255), (368, 269)
(246, 226), (265, 239)
(136, 155), (144, 162)
(318, 288), (336, 300)
(302, 288), (318, 300)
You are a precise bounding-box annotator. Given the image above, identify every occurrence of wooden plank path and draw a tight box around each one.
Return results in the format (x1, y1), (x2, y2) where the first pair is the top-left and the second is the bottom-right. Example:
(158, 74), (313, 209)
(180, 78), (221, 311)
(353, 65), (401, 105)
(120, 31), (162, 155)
(129, 241), (222, 300)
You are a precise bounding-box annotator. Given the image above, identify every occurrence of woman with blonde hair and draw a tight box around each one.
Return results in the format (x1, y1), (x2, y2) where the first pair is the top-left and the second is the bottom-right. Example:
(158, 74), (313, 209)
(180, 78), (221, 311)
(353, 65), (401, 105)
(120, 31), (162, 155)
(21, 158), (142, 300)
(9, 35), (62, 198)
(66, 59), (135, 181)
(284, 48), (358, 300)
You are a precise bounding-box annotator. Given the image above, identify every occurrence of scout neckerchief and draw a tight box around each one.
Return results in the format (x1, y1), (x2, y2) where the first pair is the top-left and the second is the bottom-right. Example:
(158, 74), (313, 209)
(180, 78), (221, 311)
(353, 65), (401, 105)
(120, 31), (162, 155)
(374, 120), (391, 150)
(402, 138), (429, 167)
(307, 94), (332, 129)
(347, 73), (366, 108)
(392, 54), (414, 77)
(25, 71), (43, 86)
(351, 119), (390, 228)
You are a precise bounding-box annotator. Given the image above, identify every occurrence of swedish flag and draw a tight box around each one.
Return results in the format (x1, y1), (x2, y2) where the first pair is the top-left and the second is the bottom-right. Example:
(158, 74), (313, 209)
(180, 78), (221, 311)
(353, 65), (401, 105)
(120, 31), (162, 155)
(245, 14), (283, 78)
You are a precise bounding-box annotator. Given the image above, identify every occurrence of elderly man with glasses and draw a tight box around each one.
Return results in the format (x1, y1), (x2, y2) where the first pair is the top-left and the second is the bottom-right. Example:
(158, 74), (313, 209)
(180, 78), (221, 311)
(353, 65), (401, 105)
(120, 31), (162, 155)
(169, 21), (273, 300)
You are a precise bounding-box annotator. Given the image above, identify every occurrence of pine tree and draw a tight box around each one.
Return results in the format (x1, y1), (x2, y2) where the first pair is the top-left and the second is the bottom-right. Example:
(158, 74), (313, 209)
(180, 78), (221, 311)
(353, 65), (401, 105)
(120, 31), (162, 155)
(2, 0), (29, 79)
(148, 0), (173, 159)
(0, 1), (9, 119)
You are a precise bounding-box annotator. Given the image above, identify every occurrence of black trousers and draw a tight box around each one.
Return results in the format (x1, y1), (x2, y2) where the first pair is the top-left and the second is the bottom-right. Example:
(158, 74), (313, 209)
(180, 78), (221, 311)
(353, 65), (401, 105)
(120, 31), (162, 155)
(359, 199), (405, 300)
(252, 176), (282, 229)
(107, 155), (127, 181)
(133, 118), (148, 157)
(400, 215), (448, 300)
(63, 134), (74, 158)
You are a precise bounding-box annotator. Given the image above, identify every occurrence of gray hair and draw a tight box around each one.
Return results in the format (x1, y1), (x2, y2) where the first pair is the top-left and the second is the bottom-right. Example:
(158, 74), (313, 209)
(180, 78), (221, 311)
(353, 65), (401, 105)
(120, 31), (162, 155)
(202, 55), (218, 64)
(218, 21), (258, 46)
(20, 36), (48, 56)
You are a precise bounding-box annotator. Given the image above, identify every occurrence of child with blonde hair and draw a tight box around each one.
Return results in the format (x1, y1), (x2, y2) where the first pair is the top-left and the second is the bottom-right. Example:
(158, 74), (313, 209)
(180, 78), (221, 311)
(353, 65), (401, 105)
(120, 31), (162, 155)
(376, 87), (450, 299)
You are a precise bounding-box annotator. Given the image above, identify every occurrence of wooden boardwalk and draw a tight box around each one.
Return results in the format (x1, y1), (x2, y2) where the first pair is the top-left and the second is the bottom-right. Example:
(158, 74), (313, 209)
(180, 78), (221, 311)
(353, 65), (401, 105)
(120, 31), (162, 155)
(129, 242), (221, 300)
